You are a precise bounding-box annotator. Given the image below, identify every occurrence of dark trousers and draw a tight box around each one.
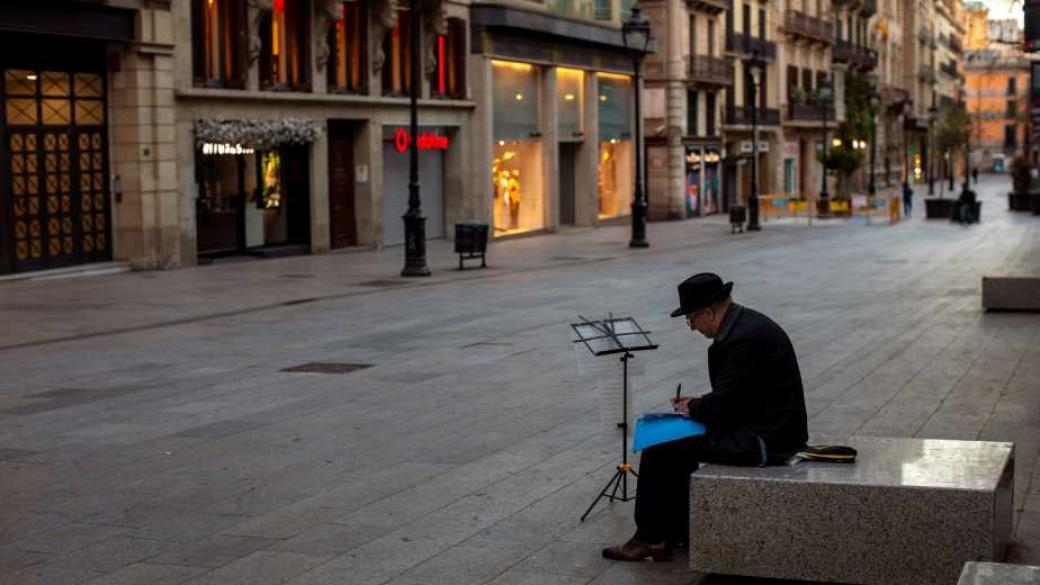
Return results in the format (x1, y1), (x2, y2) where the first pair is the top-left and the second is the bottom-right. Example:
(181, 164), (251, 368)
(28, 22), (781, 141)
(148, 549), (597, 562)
(633, 436), (704, 544)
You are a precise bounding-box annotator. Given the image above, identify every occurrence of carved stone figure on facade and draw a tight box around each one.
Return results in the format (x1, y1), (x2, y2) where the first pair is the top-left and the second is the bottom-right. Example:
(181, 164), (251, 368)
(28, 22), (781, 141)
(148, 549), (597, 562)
(372, 0), (399, 74)
(314, 0), (342, 70)
(247, 0), (273, 65)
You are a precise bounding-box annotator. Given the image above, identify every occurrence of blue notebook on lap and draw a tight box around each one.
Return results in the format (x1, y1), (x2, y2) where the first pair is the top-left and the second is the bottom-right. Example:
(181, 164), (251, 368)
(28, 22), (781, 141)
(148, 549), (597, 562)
(632, 413), (706, 452)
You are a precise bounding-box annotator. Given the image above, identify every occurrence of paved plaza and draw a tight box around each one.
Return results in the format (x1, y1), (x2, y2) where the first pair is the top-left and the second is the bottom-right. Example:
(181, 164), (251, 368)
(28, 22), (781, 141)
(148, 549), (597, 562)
(0, 175), (1038, 584)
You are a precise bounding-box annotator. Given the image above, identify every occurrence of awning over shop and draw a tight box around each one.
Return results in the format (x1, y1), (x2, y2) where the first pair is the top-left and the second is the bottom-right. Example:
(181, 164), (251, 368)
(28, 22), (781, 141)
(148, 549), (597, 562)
(0, 2), (135, 43)
(193, 119), (324, 150)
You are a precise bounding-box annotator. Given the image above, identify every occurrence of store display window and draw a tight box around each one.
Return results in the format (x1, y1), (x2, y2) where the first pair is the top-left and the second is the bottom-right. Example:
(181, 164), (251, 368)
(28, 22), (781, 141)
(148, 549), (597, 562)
(491, 60), (545, 235)
(597, 73), (633, 219)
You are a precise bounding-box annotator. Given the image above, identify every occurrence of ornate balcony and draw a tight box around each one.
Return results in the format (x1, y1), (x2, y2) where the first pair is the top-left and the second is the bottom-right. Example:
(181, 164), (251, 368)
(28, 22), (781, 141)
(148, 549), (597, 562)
(688, 55), (734, 86)
(918, 64), (937, 84)
(725, 106), (781, 126)
(687, 0), (731, 14)
(786, 103), (836, 123)
(833, 39), (878, 70)
(782, 9), (833, 44)
(725, 32), (777, 59)
(940, 60), (960, 78)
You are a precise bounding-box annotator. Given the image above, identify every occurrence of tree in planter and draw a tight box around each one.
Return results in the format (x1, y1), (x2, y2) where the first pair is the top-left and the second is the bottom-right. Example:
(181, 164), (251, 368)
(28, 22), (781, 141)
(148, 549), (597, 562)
(1010, 155), (1031, 194)
(817, 144), (865, 200)
(933, 102), (969, 199)
(813, 70), (870, 207)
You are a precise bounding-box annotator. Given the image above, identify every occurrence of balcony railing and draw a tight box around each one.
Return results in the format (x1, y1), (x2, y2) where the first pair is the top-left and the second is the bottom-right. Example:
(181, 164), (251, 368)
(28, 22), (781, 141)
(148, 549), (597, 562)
(940, 61), (959, 78)
(787, 103), (835, 122)
(688, 55), (734, 86)
(918, 64), (937, 84)
(725, 32), (778, 59)
(783, 9), (833, 43)
(832, 39), (878, 70)
(947, 35), (963, 54)
(725, 106), (781, 126)
(687, 0), (731, 13)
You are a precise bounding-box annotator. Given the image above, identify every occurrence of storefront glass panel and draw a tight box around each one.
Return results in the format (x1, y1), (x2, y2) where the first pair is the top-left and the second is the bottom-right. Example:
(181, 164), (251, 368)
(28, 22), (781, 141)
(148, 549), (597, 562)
(492, 61), (539, 140)
(492, 60), (544, 235)
(557, 68), (583, 138)
(493, 141), (544, 235)
(597, 73), (633, 219)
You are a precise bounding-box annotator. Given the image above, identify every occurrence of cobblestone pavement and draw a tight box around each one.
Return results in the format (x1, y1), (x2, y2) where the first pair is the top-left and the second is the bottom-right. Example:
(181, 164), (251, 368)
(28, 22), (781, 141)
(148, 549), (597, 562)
(0, 175), (1038, 585)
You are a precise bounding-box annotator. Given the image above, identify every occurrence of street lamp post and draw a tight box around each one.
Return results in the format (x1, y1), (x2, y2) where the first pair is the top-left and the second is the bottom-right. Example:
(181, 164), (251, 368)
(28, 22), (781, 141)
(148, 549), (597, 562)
(868, 89), (880, 196)
(927, 95), (938, 196)
(818, 78), (833, 210)
(623, 6), (653, 249)
(401, 0), (431, 277)
(901, 98), (914, 194)
(746, 50), (766, 232)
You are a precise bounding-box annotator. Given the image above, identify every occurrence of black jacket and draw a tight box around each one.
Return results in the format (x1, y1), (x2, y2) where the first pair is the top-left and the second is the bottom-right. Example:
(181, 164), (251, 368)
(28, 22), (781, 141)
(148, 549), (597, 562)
(688, 304), (808, 464)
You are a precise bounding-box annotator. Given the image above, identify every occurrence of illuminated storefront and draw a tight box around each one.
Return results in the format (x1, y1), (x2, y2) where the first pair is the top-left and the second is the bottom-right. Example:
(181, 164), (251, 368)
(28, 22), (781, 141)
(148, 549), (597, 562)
(491, 60), (545, 235)
(685, 148), (722, 216)
(597, 73), (633, 219)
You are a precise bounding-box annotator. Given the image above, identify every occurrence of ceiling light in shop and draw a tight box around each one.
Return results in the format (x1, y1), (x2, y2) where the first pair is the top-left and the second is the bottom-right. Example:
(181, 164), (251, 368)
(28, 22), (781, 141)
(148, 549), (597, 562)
(564, 94), (575, 101)
(26, 74), (37, 81)
(498, 140), (506, 146)
(599, 95), (608, 102)
(515, 93), (524, 101)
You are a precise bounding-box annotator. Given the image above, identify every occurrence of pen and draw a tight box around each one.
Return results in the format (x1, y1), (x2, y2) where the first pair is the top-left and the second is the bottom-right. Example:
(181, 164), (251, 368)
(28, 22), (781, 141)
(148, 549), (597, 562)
(675, 383), (681, 401)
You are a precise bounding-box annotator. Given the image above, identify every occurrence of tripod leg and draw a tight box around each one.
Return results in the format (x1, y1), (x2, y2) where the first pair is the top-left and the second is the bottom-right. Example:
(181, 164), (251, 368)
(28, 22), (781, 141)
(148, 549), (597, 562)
(581, 469), (623, 522)
(608, 470), (624, 501)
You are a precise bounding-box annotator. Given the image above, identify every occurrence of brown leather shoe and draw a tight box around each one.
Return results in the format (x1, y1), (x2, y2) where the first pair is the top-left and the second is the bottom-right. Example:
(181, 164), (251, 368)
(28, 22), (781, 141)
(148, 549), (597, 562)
(601, 537), (673, 562)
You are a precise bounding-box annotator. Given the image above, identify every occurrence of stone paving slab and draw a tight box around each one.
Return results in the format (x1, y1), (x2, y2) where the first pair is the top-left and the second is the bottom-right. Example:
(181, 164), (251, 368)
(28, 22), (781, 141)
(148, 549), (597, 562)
(0, 176), (1038, 584)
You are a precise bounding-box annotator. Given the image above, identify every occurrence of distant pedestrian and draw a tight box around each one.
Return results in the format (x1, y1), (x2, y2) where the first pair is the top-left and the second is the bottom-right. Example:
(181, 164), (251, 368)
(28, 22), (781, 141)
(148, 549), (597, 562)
(972, 168), (979, 184)
(952, 187), (977, 224)
(902, 183), (913, 217)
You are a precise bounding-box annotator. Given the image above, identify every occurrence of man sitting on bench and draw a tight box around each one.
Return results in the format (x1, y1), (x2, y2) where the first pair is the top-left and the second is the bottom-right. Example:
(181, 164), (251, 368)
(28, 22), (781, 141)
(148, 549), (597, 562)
(602, 272), (809, 562)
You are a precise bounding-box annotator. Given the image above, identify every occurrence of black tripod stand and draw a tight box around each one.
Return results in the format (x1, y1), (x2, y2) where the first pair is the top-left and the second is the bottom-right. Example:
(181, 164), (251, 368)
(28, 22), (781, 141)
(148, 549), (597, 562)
(571, 315), (657, 522)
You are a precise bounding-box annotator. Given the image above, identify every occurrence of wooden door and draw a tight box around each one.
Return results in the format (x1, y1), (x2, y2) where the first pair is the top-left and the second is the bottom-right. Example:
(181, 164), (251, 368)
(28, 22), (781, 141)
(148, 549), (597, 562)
(327, 123), (356, 248)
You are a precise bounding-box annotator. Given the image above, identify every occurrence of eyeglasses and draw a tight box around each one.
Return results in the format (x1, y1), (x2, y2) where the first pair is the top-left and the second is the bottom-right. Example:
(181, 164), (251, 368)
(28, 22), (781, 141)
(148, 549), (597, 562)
(685, 308), (710, 326)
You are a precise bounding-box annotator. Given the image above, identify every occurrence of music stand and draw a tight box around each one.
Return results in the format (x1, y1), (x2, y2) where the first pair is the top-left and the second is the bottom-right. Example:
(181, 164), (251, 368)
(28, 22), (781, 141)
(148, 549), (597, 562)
(571, 314), (658, 522)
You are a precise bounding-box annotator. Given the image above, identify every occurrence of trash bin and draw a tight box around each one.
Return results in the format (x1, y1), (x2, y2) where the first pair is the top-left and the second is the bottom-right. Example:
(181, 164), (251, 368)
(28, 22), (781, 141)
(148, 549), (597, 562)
(454, 220), (488, 270)
(729, 206), (746, 234)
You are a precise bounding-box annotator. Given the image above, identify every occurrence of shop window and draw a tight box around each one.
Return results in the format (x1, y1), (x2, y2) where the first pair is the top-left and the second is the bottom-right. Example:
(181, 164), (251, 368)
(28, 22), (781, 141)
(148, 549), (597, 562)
(431, 18), (466, 99)
(382, 8), (415, 96)
(328, 1), (367, 94)
(597, 73), (633, 219)
(492, 60), (544, 235)
(191, 0), (246, 88)
(557, 68), (584, 137)
(260, 0), (311, 91)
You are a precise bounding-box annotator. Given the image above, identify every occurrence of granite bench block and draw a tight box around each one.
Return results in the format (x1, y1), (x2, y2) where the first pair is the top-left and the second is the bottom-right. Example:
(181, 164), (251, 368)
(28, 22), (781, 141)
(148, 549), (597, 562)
(689, 437), (1014, 585)
(982, 276), (1040, 311)
(959, 562), (1040, 584)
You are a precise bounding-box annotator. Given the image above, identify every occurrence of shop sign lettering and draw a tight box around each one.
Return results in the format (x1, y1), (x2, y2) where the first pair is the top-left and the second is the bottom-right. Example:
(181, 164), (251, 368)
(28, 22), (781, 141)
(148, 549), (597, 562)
(201, 143), (255, 156)
(394, 128), (449, 153)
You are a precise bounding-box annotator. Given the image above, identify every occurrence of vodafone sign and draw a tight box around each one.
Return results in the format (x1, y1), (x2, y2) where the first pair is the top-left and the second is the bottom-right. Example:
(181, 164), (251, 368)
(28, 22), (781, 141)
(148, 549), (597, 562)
(394, 128), (449, 153)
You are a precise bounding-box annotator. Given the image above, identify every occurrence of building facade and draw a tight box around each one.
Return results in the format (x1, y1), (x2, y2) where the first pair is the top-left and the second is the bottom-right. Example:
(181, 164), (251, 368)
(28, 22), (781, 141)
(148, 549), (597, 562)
(964, 7), (1029, 172)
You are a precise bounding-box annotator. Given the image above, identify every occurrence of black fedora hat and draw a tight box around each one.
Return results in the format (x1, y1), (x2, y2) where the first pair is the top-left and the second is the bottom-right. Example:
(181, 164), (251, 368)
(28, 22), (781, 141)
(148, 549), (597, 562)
(669, 273), (734, 318)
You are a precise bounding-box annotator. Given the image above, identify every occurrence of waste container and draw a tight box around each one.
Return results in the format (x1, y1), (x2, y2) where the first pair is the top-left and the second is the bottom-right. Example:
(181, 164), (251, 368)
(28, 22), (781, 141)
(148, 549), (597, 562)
(729, 206), (746, 234)
(454, 220), (488, 270)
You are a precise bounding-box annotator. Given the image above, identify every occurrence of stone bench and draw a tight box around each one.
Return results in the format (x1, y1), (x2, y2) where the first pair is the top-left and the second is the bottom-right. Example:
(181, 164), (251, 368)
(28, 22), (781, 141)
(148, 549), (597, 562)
(689, 437), (1014, 585)
(959, 562), (1040, 584)
(983, 276), (1040, 311)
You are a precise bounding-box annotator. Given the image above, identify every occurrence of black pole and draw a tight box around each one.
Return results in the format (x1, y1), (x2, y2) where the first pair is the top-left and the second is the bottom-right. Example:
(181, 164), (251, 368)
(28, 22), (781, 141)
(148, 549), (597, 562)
(869, 107), (877, 195)
(747, 67), (760, 231)
(629, 56), (649, 248)
(401, 0), (430, 277)
(820, 95), (829, 203)
(621, 354), (629, 498)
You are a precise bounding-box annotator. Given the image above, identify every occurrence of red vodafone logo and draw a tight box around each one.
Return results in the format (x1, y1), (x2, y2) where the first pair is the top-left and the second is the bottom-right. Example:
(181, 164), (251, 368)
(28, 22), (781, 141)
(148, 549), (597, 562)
(394, 128), (449, 153)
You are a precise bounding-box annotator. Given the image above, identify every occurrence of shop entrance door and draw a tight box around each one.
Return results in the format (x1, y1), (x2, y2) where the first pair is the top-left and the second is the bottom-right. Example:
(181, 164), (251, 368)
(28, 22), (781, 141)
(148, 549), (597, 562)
(558, 143), (577, 225)
(1, 69), (110, 275)
(327, 122), (356, 248)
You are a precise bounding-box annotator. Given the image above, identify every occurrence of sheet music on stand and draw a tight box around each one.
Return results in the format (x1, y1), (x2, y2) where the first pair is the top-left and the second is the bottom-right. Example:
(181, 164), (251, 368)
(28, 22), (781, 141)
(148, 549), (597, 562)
(571, 314), (658, 521)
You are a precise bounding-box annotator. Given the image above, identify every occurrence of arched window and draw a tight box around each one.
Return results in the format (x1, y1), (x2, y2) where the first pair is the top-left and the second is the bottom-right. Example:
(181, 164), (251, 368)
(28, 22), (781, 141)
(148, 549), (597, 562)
(191, 0), (247, 88)
(261, 0), (311, 91)
(328, 1), (367, 94)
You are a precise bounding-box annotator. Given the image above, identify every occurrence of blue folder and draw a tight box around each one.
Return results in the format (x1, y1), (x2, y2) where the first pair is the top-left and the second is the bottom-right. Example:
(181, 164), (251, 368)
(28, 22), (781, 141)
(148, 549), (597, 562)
(632, 413), (706, 452)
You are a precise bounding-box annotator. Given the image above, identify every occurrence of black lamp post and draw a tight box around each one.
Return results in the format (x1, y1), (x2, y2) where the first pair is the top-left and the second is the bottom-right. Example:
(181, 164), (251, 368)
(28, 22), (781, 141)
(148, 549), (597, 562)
(401, 0), (430, 276)
(901, 98), (914, 194)
(818, 78), (833, 206)
(868, 89), (880, 196)
(623, 6), (653, 248)
(746, 50), (766, 232)
(927, 94), (938, 196)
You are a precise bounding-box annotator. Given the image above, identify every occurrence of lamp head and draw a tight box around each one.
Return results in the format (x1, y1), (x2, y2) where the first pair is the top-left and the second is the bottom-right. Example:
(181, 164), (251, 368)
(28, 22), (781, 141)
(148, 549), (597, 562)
(746, 50), (766, 84)
(622, 6), (653, 54)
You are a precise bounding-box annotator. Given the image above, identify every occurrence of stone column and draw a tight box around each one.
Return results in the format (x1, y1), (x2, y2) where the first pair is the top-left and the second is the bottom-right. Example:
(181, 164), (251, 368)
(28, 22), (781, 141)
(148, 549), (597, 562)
(575, 72), (600, 226)
(664, 0), (686, 220)
(109, 6), (179, 270)
(541, 66), (560, 232)
(309, 129), (331, 252)
(469, 55), (494, 228)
